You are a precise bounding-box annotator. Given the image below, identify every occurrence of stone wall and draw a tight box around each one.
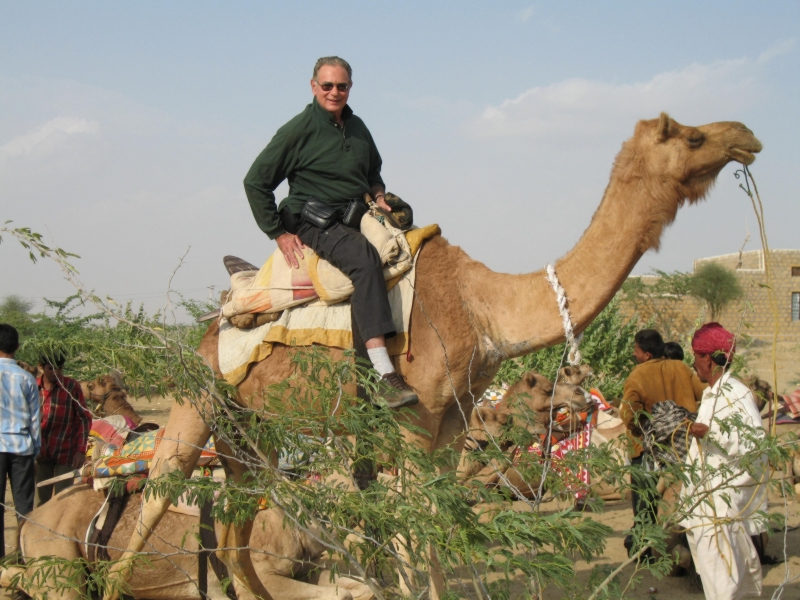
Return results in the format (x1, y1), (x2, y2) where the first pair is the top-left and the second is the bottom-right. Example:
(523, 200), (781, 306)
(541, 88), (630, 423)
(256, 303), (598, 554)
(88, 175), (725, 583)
(621, 249), (800, 344)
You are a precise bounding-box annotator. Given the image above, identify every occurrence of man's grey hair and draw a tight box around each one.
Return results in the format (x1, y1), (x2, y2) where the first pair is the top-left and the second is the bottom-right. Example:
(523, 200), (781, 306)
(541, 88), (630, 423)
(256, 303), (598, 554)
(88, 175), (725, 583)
(313, 56), (352, 80)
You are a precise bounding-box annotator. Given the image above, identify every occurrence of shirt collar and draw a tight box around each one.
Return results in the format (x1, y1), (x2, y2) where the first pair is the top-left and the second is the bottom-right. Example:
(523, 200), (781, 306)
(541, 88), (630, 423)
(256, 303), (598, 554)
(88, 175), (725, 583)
(0, 357), (16, 364)
(703, 371), (732, 400)
(37, 376), (64, 391)
(311, 97), (353, 123)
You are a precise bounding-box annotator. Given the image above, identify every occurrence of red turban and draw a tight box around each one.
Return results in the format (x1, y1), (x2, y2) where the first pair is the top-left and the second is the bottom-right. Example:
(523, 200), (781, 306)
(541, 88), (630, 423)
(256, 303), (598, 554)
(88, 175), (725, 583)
(691, 322), (736, 360)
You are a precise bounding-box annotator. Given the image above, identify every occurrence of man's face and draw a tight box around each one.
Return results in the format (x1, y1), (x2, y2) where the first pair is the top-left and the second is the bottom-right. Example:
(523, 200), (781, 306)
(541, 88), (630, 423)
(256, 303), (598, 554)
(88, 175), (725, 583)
(41, 363), (63, 385)
(693, 352), (712, 383)
(632, 343), (651, 365)
(310, 65), (351, 117)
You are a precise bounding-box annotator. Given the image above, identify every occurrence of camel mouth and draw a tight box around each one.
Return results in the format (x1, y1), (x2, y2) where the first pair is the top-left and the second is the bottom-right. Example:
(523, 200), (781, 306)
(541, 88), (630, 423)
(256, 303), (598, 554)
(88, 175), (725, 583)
(727, 147), (759, 166)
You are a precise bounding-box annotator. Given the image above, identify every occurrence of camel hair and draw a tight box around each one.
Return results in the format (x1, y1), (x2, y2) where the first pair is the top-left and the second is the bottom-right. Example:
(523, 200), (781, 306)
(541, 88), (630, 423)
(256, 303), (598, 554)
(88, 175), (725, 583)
(2, 485), (372, 600)
(105, 113), (761, 600)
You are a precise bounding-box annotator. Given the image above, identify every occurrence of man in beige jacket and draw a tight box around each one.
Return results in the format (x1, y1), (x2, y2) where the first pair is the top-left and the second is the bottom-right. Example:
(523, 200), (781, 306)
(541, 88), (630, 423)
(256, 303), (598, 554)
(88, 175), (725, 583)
(620, 329), (701, 551)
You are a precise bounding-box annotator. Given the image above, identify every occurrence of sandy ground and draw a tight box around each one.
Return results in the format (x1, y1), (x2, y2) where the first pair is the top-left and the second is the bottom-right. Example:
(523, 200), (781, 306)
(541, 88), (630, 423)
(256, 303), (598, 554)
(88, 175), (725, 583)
(3, 394), (799, 599)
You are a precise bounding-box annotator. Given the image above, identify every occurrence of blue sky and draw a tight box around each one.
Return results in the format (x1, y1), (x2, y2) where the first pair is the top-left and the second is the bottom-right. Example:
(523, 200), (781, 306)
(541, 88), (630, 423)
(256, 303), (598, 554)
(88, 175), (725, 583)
(2, 1), (799, 317)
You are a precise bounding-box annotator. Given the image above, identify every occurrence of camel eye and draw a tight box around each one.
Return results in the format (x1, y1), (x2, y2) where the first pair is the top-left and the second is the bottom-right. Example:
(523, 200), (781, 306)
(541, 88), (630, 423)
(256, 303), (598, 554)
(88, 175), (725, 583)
(687, 135), (705, 149)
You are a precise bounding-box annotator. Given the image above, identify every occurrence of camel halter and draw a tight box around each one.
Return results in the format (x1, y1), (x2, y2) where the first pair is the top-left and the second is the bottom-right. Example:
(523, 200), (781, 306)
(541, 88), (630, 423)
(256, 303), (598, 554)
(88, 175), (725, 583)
(545, 264), (583, 366)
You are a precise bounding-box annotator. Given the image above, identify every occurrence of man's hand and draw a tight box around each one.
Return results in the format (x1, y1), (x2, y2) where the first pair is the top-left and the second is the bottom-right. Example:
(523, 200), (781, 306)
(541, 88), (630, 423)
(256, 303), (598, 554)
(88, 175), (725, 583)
(71, 451), (86, 469)
(689, 422), (709, 439)
(375, 194), (392, 212)
(276, 232), (306, 269)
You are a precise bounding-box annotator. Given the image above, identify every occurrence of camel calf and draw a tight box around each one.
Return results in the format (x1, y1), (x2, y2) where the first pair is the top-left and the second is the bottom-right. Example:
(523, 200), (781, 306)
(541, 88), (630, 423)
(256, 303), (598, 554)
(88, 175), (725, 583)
(1, 485), (372, 600)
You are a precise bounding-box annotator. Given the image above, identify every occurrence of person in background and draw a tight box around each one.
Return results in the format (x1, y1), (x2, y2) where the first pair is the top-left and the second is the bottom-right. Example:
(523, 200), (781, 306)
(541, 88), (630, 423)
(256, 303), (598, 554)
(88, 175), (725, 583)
(620, 329), (701, 553)
(683, 322), (769, 599)
(0, 324), (40, 559)
(663, 341), (685, 361)
(35, 352), (90, 505)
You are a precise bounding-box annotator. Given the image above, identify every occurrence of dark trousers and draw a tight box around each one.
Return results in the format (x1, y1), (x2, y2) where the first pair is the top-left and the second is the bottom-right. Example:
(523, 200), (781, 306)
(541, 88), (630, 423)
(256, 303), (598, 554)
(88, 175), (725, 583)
(0, 452), (36, 558)
(296, 220), (395, 341)
(630, 454), (659, 526)
(34, 458), (75, 507)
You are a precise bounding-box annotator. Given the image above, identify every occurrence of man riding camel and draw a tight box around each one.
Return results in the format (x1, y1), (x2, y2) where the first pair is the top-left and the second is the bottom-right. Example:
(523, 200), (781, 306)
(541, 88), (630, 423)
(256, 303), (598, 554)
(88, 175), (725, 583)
(243, 56), (418, 409)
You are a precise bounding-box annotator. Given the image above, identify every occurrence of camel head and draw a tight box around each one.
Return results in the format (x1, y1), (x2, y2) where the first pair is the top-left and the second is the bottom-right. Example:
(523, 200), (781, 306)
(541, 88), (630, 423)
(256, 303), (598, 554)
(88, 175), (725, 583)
(743, 374), (774, 411)
(557, 364), (593, 387)
(468, 370), (588, 445)
(82, 373), (125, 407)
(502, 370), (590, 415)
(611, 113), (762, 253)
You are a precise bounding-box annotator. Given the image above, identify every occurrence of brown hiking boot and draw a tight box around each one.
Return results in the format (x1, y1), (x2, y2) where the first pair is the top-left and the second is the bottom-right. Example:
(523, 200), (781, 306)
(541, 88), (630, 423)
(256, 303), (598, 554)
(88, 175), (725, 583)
(377, 372), (420, 409)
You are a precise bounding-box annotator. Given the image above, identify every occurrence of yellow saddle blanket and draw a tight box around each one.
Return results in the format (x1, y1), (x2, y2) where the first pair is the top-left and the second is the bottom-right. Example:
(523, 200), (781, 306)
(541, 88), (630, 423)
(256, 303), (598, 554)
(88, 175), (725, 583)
(217, 219), (440, 385)
(221, 214), (439, 317)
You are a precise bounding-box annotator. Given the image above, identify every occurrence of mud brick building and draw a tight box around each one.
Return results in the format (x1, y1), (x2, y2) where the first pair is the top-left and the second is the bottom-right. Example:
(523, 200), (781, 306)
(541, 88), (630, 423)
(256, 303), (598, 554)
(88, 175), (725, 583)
(622, 249), (800, 344)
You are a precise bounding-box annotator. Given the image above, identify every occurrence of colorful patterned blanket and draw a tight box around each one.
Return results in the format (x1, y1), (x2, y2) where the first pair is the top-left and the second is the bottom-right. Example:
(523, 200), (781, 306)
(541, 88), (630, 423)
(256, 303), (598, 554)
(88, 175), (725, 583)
(515, 418), (595, 500)
(90, 428), (217, 484)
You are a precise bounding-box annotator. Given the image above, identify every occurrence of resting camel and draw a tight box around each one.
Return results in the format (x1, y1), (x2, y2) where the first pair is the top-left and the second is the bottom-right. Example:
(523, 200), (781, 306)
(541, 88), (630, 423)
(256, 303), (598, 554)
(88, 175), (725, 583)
(1, 485), (372, 600)
(82, 374), (143, 426)
(459, 368), (627, 501)
(458, 370), (588, 486)
(106, 114), (761, 600)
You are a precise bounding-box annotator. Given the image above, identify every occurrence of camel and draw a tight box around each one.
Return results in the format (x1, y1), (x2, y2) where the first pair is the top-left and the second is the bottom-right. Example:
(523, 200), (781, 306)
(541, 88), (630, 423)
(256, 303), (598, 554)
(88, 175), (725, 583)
(1, 485), (372, 600)
(106, 114), (761, 600)
(558, 364), (593, 387)
(16, 360), (39, 378)
(458, 369), (590, 481)
(458, 368), (627, 501)
(82, 374), (143, 425)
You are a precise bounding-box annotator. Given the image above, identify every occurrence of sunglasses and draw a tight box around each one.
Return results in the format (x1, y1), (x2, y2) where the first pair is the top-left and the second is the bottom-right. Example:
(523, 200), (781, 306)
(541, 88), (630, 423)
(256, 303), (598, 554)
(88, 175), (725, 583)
(315, 81), (350, 93)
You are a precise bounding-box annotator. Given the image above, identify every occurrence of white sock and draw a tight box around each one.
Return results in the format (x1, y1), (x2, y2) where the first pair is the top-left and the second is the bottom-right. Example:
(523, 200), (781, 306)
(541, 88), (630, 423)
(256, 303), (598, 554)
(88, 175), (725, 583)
(367, 347), (395, 376)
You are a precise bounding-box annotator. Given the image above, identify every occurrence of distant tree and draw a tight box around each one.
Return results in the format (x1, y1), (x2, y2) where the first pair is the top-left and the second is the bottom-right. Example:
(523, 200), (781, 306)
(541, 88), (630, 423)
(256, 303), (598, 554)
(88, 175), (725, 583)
(0, 294), (34, 316)
(0, 294), (36, 338)
(688, 262), (744, 321)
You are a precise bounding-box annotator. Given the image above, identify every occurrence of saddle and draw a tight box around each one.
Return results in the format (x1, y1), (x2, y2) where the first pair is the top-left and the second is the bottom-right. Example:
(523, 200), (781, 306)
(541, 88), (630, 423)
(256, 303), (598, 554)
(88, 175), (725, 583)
(198, 216), (440, 328)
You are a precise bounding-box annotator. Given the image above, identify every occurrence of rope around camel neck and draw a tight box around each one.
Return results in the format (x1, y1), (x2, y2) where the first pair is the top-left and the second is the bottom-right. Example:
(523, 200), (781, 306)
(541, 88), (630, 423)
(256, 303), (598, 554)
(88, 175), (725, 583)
(545, 264), (583, 366)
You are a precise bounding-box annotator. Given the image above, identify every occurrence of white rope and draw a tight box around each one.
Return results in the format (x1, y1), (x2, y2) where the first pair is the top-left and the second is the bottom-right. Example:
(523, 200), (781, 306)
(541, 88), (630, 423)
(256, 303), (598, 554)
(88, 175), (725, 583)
(545, 264), (583, 365)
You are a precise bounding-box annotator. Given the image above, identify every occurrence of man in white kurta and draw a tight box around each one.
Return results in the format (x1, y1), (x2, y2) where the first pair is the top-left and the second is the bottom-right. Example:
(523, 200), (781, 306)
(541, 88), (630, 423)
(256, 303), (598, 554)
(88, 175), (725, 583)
(682, 322), (768, 600)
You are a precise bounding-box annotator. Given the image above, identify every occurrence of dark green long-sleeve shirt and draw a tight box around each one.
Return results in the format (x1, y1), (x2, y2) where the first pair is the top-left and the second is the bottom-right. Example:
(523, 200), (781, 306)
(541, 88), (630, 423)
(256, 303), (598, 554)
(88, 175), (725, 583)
(244, 98), (384, 239)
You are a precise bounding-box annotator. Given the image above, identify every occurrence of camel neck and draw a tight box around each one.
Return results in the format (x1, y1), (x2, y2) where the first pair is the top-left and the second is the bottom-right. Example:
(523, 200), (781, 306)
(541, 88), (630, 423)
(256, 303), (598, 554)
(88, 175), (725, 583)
(465, 175), (659, 361)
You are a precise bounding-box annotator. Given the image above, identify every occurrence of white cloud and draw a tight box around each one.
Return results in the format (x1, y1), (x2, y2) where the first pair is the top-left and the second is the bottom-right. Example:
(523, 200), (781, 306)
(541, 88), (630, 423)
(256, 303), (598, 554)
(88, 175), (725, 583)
(472, 44), (793, 138)
(516, 6), (534, 23)
(0, 117), (99, 160)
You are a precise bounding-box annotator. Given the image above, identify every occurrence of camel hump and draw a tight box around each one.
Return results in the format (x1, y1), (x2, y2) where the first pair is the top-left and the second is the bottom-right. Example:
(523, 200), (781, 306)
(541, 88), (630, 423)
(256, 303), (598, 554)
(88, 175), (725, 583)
(223, 255), (259, 276)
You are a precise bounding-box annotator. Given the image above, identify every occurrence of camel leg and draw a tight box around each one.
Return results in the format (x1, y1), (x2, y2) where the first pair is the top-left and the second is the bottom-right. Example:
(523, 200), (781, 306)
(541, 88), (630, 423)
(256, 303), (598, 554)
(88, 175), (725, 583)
(392, 468), (447, 600)
(104, 397), (213, 600)
(212, 436), (277, 600)
(3, 533), (85, 600)
(309, 571), (374, 600)
(258, 572), (357, 600)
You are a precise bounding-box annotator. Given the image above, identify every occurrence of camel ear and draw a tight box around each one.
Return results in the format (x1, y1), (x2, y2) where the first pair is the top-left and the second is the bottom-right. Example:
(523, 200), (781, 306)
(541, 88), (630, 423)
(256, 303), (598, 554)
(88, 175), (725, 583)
(562, 366), (573, 378)
(524, 372), (537, 388)
(657, 112), (672, 142)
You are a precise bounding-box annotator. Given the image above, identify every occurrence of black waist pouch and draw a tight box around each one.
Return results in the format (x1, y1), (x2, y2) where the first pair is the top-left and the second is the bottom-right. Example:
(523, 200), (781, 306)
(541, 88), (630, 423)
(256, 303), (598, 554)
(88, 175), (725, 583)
(301, 198), (339, 230)
(341, 198), (368, 229)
